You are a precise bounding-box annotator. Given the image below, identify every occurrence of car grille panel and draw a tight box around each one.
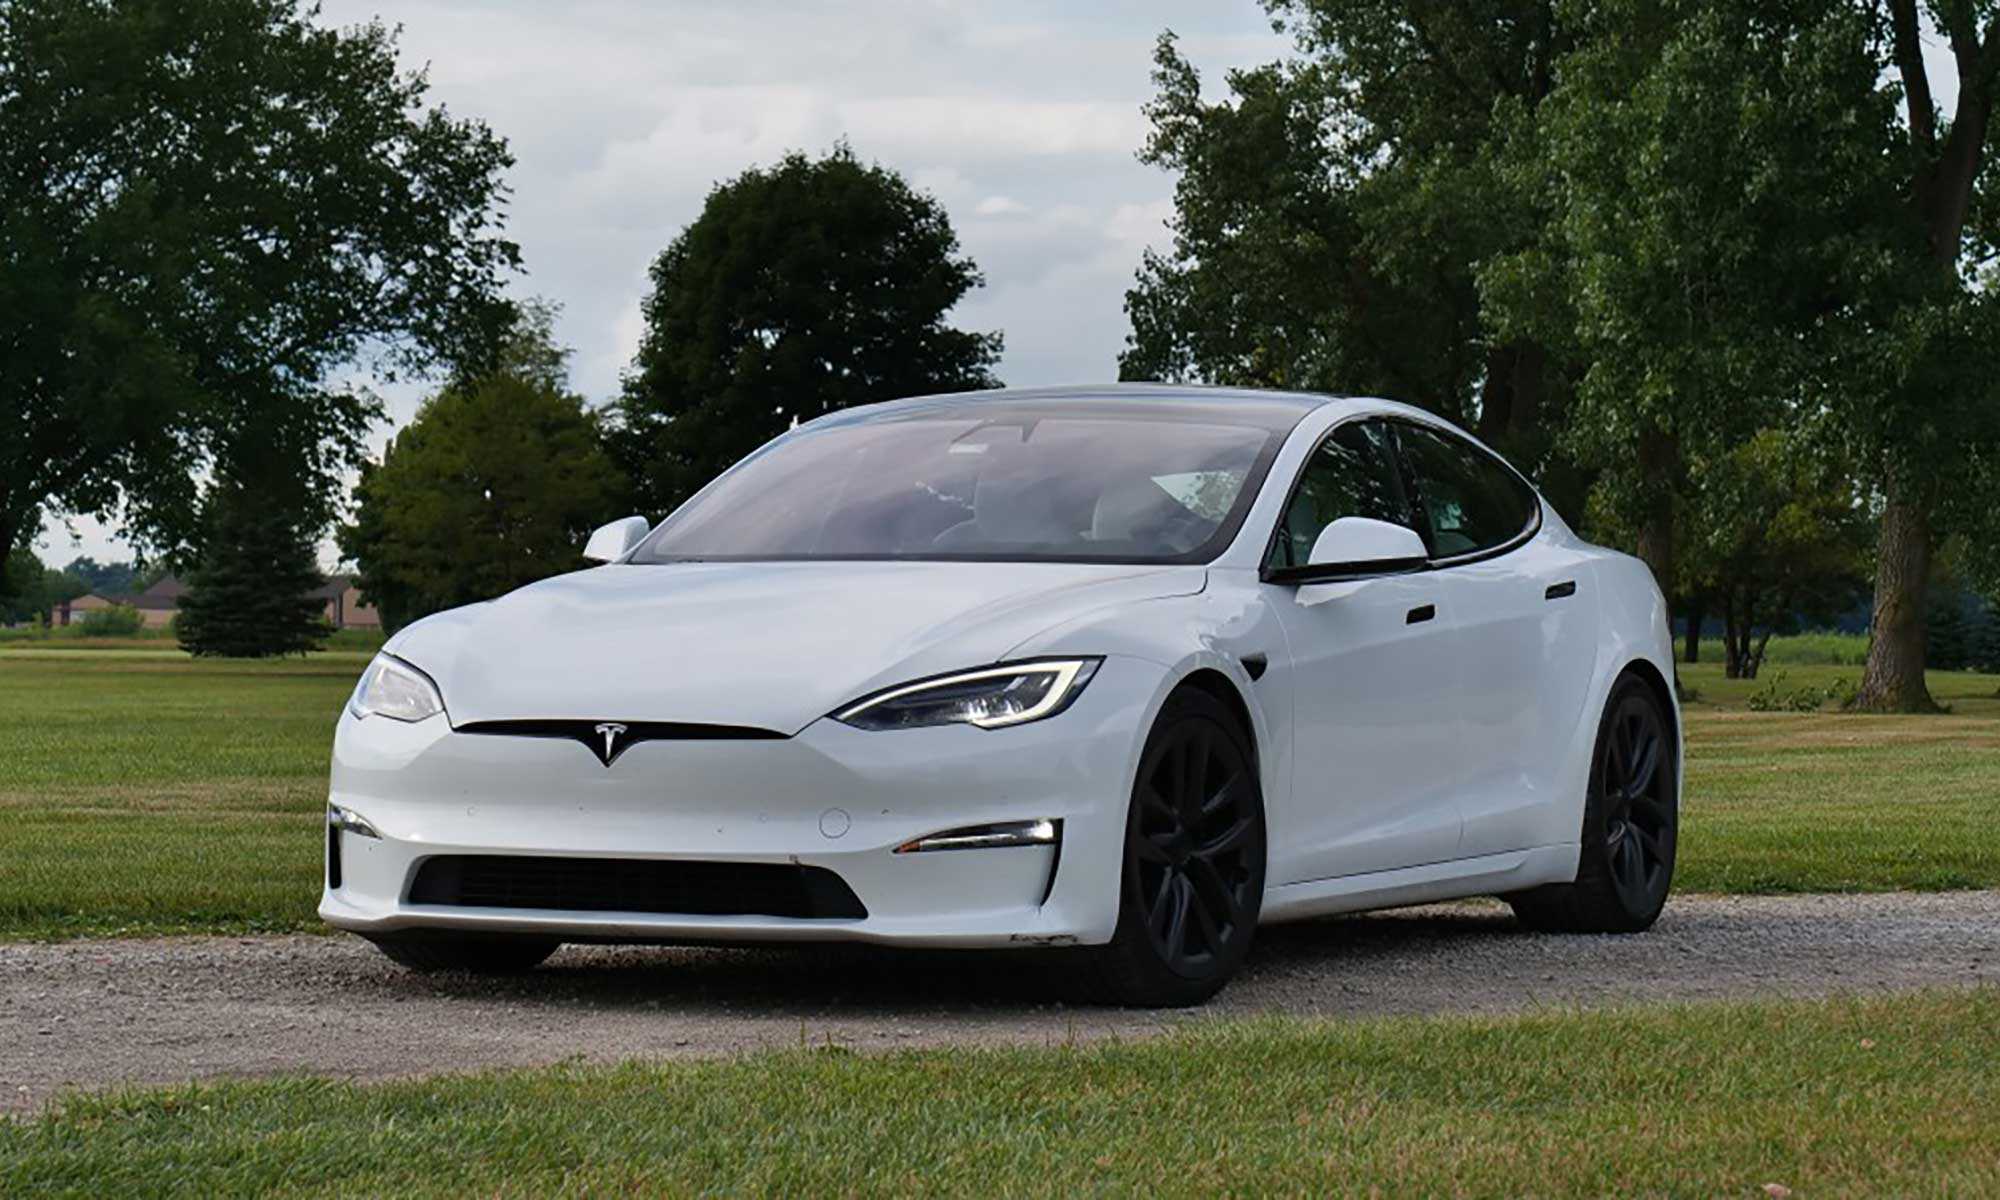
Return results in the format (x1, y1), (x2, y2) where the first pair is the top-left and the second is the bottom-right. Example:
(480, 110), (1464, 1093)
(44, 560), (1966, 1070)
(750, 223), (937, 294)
(406, 855), (867, 920)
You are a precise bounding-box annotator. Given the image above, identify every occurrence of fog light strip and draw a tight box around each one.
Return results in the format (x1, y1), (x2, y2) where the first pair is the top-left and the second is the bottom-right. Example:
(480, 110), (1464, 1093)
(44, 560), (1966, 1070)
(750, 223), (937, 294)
(895, 819), (1060, 854)
(328, 804), (382, 840)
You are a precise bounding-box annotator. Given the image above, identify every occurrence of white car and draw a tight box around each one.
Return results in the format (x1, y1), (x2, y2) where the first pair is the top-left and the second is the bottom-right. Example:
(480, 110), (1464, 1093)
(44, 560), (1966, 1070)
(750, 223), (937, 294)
(322, 384), (1679, 1006)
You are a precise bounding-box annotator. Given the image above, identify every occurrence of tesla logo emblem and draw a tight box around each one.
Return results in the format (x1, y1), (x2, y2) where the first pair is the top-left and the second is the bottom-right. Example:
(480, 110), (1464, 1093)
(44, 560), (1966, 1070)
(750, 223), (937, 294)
(591, 722), (629, 767)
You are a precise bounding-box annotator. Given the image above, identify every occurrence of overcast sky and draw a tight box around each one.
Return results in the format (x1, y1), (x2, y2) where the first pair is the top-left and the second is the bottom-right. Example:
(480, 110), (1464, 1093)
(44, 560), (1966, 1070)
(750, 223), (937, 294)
(40, 0), (1289, 568)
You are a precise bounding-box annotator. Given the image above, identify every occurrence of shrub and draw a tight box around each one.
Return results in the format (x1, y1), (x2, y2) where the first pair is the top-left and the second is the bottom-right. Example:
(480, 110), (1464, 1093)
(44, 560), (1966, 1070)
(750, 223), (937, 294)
(76, 604), (144, 636)
(1747, 671), (1856, 712)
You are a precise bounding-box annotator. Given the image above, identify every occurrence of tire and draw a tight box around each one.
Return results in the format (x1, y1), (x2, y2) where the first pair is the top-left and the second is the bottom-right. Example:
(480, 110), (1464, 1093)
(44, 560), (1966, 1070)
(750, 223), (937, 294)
(366, 931), (561, 974)
(1079, 688), (1267, 1007)
(1509, 672), (1678, 933)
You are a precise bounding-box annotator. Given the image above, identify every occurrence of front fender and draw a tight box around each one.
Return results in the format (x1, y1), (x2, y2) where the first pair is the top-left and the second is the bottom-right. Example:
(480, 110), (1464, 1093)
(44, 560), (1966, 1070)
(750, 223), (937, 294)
(1005, 569), (1295, 861)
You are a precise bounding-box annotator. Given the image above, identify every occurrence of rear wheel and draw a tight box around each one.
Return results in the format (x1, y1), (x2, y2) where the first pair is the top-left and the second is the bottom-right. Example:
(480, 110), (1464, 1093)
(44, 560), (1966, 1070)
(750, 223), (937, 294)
(366, 931), (561, 974)
(1081, 689), (1266, 1007)
(1510, 672), (1677, 933)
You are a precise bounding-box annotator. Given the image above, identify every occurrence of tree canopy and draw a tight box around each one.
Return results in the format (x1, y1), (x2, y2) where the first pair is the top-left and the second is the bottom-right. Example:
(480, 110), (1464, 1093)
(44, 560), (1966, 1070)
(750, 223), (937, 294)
(0, 547), (84, 625)
(0, 0), (520, 595)
(1130, 0), (2000, 706)
(611, 146), (1002, 516)
(1483, 0), (1911, 606)
(340, 308), (626, 632)
(1121, 4), (1575, 499)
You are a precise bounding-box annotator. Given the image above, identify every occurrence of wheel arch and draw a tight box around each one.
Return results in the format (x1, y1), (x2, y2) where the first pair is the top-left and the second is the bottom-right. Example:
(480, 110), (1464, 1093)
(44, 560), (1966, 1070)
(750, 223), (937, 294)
(1619, 657), (1676, 739)
(1173, 667), (1259, 773)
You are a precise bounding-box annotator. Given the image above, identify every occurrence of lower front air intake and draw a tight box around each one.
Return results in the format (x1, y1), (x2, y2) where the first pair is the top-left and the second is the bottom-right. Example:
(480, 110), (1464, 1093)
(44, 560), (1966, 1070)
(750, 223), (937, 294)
(406, 855), (867, 920)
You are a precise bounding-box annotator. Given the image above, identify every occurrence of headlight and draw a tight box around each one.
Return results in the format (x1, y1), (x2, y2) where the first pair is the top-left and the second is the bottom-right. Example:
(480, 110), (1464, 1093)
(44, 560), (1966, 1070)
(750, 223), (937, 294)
(350, 653), (446, 723)
(834, 659), (1100, 731)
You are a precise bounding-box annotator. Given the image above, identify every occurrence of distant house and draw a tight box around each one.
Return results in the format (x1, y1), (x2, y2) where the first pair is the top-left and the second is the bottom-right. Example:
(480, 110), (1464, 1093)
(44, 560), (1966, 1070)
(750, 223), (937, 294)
(58, 574), (381, 631)
(311, 575), (382, 630)
(62, 576), (185, 628)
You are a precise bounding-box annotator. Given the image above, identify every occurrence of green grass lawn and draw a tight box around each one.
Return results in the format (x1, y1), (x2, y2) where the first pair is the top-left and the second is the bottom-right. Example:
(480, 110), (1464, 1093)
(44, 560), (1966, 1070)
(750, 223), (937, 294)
(1676, 660), (2000, 892)
(1, 643), (1995, 940)
(5, 990), (1995, 1196)
(0, 650), (364, 938)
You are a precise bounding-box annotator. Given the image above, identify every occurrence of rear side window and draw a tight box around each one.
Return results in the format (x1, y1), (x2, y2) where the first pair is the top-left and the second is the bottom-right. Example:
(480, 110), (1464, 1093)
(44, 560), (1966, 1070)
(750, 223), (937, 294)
(1266, 420), (1418, 570)
(1393, 423), (1538, 558)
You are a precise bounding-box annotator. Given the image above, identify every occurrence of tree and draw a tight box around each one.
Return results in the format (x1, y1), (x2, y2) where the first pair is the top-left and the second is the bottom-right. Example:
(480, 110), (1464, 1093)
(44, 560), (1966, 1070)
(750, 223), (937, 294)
(1121, 6), (1583, 510)
(1849, 1), (2000, 711)
(60, 557), (138, 598)
(611, 146), (1002, 516)
(1677, 432), (1870, 679)
(174, 481), (331, 658)
(0, 0), (520, 599)
(1483, 0), (1906, 628)
(0, 548), (90, 625)
(41, 563), (87, 616)
(0, 548), (45, 624)
(340, 311), (626, 632)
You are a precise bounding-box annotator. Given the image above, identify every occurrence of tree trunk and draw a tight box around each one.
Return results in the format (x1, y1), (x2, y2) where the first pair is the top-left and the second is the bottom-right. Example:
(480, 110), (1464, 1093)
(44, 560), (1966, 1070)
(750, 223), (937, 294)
(1633, 425), (1678, 597)
(1682, 595), (1703, 664)
(1748, 625), (1775, 681)
(1505, 342), (1546, 444)
(1475, 345), (1517, 448)
(1866, 9), (1988, 713)
(1853, 479), (1938, 711)
(0, 510), (19, 606)
(1475, 341), (1551, 459)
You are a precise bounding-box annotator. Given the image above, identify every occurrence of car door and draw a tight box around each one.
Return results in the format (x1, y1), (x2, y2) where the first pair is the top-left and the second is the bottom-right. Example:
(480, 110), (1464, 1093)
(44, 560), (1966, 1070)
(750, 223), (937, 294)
(1263, 418), (1466, 885)
(1390, 421), (1600, 859)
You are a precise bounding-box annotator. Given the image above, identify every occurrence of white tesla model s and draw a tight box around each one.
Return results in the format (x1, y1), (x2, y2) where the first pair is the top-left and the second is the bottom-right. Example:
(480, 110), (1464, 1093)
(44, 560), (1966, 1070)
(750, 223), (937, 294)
(322, 384), (1679, 1006)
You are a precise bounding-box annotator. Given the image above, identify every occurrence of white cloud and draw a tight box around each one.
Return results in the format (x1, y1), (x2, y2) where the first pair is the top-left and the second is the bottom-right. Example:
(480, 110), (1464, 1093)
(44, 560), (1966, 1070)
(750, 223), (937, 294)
(974, 195), (1029, 217)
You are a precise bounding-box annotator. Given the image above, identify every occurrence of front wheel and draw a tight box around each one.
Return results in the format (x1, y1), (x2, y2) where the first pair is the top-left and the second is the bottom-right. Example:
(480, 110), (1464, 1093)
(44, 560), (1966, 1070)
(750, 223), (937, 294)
(365, 931), (561, 974)
(1079, 688), (1266, 1007)
(1509, 672), (1678, 933)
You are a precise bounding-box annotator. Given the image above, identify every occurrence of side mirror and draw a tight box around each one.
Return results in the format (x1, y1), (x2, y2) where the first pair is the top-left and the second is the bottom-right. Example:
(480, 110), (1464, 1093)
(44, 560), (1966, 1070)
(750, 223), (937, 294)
(1267, 516), (1428, 585)
(583, 515), (651, 563)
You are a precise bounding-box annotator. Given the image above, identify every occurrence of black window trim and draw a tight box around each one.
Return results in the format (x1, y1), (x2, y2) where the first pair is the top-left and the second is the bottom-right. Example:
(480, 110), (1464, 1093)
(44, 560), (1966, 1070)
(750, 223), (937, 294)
(1257, 412), (1543, 585)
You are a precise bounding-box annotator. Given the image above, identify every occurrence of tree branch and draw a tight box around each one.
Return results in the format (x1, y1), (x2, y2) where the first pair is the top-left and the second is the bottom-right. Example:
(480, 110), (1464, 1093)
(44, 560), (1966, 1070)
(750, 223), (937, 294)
(1935, 0), (1984, 82)
(1926, 4), (1997, 259)
(1889, 0), (1937, 152)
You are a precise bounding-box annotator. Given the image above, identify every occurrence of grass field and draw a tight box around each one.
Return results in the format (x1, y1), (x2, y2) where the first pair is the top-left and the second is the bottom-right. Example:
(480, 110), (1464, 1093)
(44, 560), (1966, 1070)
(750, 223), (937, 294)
(1, 642), (1996, 940)
(0, 624), (387, 652)
(4, 989), (1994, 1195)
(0, 650), (369, 938)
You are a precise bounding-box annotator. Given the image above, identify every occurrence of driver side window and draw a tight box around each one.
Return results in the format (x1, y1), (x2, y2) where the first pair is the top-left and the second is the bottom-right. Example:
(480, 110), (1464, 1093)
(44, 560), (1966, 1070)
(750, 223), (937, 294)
(1266, 420), (1417, 570)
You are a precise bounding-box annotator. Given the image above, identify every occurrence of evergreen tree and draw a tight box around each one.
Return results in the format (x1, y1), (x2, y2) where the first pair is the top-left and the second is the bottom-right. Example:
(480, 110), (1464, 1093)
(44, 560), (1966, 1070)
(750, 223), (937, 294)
(175, 485), (330, 658)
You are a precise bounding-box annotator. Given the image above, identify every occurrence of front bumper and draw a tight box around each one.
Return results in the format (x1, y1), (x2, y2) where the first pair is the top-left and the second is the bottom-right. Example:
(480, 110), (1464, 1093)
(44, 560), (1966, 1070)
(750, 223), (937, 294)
(318, 655), (1168, 949)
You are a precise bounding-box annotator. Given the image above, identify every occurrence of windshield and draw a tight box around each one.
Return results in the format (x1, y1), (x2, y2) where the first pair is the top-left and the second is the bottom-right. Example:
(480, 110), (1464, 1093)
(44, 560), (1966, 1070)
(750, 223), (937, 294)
(630, 410), (1282, 564)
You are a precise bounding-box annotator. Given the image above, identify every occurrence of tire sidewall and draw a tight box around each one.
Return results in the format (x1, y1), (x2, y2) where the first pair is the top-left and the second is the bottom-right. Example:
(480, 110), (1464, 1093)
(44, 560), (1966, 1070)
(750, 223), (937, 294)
(1581, 675), (1678, 925)
(1105, 688), (1267, 1003)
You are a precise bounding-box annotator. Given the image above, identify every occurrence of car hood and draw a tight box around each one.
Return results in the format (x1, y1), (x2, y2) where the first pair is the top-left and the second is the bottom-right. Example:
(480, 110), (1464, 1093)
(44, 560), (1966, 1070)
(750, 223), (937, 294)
(389, 561), (1204, 734)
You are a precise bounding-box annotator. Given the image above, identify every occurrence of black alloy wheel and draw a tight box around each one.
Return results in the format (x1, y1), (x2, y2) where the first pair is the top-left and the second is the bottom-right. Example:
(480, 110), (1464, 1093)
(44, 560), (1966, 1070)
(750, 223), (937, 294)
(1601, 690), (1674, 913)
(1083, 688), (1266, 1006)
(1509, 672), (1678, 933)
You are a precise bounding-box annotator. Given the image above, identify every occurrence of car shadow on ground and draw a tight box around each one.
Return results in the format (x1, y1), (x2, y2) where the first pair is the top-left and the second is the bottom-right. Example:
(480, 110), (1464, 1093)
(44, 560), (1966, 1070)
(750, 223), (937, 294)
(375, 900), (1533, 1015)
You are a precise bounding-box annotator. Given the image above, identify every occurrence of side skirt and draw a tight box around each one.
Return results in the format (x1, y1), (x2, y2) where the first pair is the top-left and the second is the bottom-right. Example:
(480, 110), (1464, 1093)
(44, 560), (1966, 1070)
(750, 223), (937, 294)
(1257, 844), (1579, 925)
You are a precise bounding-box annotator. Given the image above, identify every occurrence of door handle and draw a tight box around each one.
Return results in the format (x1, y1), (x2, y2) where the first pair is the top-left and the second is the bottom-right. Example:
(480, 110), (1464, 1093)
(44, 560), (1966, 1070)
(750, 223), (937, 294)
(1405, 604), (1436, 625)
(1545, 580), (1577, 600)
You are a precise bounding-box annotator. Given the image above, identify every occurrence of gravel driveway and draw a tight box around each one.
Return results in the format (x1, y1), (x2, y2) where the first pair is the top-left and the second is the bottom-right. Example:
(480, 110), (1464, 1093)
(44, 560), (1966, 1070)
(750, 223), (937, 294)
(4, 891), (1995, 1114)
